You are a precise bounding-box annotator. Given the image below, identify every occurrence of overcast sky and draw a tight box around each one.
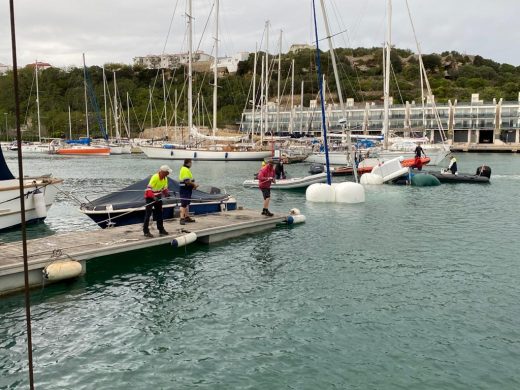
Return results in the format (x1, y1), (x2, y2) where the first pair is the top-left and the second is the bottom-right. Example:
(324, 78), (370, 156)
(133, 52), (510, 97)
(1, 0), (519, 68)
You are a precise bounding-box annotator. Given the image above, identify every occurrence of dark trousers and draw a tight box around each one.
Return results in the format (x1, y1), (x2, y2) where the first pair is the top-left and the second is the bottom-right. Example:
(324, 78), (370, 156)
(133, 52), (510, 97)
(143, 197), (164, 233)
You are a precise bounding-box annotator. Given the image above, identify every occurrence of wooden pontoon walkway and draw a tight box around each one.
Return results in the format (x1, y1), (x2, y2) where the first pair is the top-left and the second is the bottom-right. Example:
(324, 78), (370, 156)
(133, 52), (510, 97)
(0, 209), (289, 296)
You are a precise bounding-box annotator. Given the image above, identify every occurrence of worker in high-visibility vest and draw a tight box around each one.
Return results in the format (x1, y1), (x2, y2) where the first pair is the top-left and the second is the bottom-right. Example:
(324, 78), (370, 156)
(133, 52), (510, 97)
(143, 165), (171, 237)
(179, 159), (198, 225)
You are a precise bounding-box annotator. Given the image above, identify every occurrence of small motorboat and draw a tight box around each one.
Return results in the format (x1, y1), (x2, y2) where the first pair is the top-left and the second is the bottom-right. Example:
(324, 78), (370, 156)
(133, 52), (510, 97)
(243, 173), (328, 190)
(331, 166), (373, 176)
(80, 177), (237, 228)
(309, 163), (325, 175)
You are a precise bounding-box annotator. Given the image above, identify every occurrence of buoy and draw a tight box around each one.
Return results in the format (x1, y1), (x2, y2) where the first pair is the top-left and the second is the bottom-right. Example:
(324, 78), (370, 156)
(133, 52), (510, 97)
(360, 173), (384, 185)
(171, 232), (197, 248)
(33, 189), (47, 218)
(289, 208), (300, 215)
(305, 183), (335, 203)
(43, 260), (83, 282)
(334, 182), (366, 204)
(286, 214), (306, 225)
(411, 174), (441, 187)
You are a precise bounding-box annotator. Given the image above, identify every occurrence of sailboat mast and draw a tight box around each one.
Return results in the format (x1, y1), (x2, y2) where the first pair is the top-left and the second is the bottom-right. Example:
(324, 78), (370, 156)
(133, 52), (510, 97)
(102, 66), (109, 139)
(127, 91), (130, 137)
(187, 0), (194, 133)
(34, 59), (41, 142)
(264, 20), (269, 135)
(82, 53), (89, 139)
(383, 0), (392, 150)
(319, 0), (358, 182)
(300, 80), (304, 133)
(149, 86), (153, 130)
(68, 105), (72, 139)
(251, 47), (258, 136)
(289, 59), (294, 134)
(113, 71), (119, 139)
(276, 29), (282, 135)
(212, 0), (219, 138)
(260, 56), (265, 144)
(162, 69), (168, 135)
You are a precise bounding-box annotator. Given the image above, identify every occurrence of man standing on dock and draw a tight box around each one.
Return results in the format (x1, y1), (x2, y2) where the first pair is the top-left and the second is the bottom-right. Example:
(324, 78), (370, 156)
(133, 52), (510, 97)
(258, 160), (275, 217)
(143, 165), (172, 237)
(179, 159), (198, 225)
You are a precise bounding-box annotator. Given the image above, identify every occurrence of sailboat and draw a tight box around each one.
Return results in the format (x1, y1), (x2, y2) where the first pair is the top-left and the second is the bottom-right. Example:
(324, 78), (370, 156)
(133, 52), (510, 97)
(141, 0), (270, 161)
(0, 147), (62, 230)
(20, 61), (53, 154)
(56, 54), (111, 156)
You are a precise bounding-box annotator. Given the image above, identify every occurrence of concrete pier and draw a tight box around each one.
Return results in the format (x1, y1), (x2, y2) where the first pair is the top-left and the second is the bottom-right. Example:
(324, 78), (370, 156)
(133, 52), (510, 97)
(0, 209), (291, 296)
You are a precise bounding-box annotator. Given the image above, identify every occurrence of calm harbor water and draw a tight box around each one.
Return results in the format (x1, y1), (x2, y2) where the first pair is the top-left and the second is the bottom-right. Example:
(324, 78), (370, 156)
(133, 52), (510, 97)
(1, 152), (519, 389)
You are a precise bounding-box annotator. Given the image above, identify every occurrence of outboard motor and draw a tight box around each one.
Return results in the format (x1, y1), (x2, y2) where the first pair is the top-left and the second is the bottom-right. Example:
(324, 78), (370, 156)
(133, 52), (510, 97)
(309, 163), (325, 175)
(476, 165), (492, 178)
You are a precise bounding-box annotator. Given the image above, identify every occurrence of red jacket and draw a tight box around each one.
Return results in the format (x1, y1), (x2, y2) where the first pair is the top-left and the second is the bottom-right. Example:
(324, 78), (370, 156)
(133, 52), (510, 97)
(257, 165), (275, 189)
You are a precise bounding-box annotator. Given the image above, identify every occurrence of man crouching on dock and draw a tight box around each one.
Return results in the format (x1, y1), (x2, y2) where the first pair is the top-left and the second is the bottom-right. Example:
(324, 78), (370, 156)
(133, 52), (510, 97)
(143, 165), (171, 237)
(258, 159), (275, 217)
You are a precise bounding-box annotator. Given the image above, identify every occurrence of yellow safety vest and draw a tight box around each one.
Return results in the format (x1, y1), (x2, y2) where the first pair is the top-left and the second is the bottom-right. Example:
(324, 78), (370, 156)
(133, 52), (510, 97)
(179, 166), (193, 186)
(147, 173), (168, 195)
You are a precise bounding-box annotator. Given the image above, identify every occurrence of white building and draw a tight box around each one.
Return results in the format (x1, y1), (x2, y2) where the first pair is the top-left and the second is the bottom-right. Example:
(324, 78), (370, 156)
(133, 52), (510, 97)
(133, 51), (214, 70)
(0, 62), (11, 75)
(211, 52), (250, 74)
(289, 44), (314, 53)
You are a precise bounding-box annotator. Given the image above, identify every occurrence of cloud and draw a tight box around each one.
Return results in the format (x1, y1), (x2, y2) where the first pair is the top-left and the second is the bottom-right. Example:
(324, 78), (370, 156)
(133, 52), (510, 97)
(1, 0), (519, 67)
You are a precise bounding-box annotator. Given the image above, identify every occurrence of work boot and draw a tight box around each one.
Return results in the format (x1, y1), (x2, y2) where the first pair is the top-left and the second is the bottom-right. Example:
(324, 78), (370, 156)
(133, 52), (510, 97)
(180, 218), (186, 225)
(264, 210), (274, 217)
(185, 216), (196, 223)
(261, 208), (267, 215)
(159, 229), (169, 236)
(144, 231), (154, 238)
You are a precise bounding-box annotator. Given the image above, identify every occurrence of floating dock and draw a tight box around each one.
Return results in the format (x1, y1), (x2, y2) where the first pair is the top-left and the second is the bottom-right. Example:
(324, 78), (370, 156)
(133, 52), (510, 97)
(0, 209), (299, 296)
(451, 144), (519, 153)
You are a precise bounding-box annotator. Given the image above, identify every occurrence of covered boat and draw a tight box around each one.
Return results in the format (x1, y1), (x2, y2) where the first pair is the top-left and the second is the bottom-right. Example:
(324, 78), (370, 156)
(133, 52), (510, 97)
(243, 173), (328, 190)
(80, 177), (237, 228)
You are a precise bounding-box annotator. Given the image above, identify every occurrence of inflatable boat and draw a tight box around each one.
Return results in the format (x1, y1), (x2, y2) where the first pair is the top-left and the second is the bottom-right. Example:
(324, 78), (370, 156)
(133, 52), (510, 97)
(243, 173), (328, 190)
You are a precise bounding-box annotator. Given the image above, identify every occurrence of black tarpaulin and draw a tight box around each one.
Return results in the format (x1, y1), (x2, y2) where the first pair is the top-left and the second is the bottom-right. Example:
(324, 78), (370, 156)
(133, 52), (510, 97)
(0, 148), (15, 181)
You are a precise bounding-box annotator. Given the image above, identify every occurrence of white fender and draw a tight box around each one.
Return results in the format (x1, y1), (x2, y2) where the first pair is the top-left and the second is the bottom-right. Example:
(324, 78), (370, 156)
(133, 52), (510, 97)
(286, 214), (306, 225)
(171, 232), (197, 248)
(43, 260), (83, 281)
(33, 190), (47, 218)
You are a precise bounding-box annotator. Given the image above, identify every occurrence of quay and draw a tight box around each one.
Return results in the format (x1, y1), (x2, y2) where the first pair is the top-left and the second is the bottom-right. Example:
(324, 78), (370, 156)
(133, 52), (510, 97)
(450, 143), (519, 153)
(0, 209), (299, 296)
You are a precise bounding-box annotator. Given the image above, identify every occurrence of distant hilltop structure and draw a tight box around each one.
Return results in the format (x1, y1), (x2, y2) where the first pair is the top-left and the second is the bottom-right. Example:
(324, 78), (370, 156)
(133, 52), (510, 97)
(26, 61), (52, 70)
(0, 62), (11, 75)
(289, 44), (314, 53)
(133, 51), (249, 75)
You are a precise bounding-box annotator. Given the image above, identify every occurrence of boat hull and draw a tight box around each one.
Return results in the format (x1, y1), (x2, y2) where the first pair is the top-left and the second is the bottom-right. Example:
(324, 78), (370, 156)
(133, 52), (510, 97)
(57, 147), (111, 156)
(422, 171), (490, 183)
(0, 178), (61, 230)
(243, 173), (328, 189)
(81, 199), (238, 229)
(141, 146), (271, 161)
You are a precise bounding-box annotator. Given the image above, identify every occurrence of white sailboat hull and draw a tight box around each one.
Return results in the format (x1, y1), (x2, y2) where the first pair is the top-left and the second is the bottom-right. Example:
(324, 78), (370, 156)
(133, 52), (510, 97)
(0, 178), (61, 230)
(305, 152), (350, 165)
(141, 146), (271, 161)
(377, 148), (449, 166)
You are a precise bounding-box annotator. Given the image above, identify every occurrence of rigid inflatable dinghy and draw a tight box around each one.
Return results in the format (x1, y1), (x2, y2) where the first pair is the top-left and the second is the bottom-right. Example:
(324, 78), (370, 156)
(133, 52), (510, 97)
(422, 165), (491, 184)
(244, 173), (328, 190)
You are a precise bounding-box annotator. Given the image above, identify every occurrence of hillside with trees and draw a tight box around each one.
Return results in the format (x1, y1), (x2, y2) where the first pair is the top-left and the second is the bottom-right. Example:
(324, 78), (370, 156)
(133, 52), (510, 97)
(1, 47), (520, 140)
